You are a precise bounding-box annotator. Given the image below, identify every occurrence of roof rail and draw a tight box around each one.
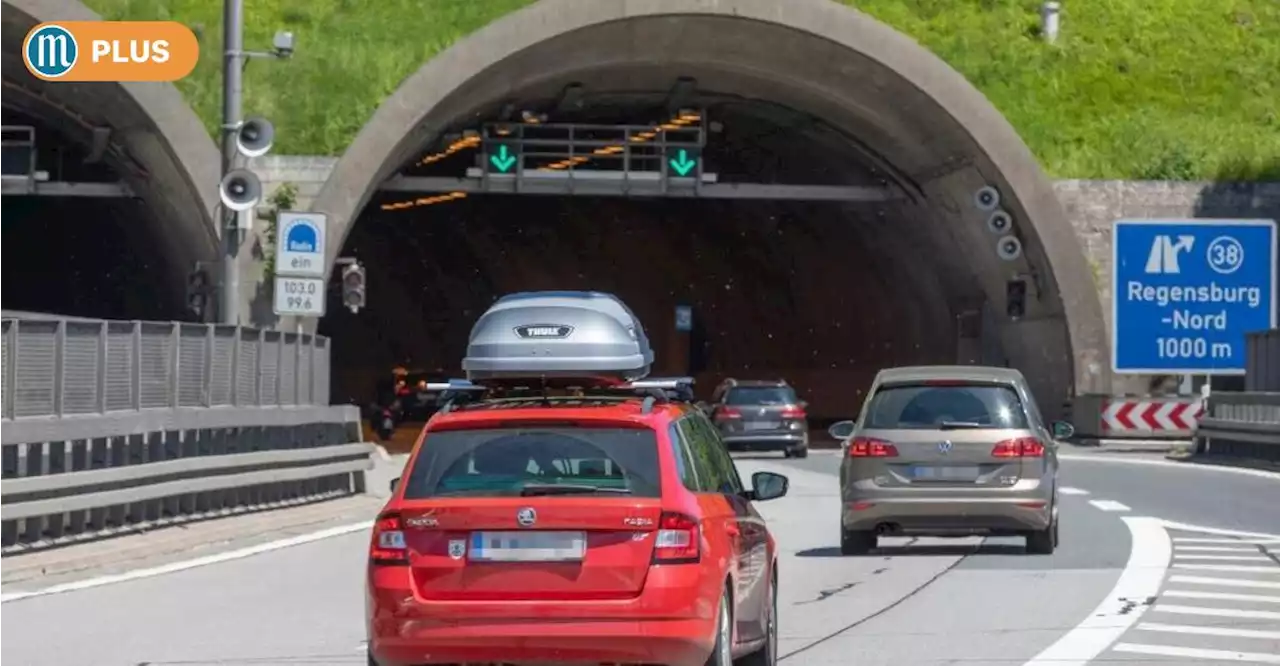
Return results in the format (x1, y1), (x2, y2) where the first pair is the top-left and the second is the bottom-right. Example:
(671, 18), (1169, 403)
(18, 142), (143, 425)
(430, 376), (697, 415)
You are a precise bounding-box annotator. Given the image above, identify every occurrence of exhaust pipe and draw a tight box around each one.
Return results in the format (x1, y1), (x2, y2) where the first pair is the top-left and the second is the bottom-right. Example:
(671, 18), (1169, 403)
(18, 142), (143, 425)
(875, 522), (900, 535)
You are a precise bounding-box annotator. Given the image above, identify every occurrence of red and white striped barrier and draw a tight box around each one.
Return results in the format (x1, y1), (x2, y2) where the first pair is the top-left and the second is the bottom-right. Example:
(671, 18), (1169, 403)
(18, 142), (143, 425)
(1101, 398), (1204, 435)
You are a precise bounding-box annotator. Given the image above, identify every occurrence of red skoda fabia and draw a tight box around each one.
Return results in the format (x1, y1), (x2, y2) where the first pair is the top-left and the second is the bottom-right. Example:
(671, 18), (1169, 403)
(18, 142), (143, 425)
(365, 390), (789, 666)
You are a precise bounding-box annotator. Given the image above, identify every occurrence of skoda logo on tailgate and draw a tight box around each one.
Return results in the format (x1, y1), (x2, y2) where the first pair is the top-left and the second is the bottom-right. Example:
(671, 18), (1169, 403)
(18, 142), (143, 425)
(516, 507), (537, 527)
(514, 324), (573, 339)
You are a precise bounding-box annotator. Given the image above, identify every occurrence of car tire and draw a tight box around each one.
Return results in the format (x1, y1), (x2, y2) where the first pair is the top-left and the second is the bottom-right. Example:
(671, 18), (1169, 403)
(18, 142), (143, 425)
(1026, 515), (1058, 555)
(737, 575), (777, 666)
(840, 529), (876, 556)
(366, 647), (379, 666)
(791, 446), (808, 459)
(705, 587), (734, 666)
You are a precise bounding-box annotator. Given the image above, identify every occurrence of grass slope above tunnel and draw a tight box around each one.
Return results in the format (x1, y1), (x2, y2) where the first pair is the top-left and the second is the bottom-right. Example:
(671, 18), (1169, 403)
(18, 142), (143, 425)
(322, 195), (959, 422)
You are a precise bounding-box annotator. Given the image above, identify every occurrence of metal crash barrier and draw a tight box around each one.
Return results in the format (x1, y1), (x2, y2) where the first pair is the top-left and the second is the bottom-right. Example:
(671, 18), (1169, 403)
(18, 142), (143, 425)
(1, 317), (374, 552)
(1193, 392), (1280, 462)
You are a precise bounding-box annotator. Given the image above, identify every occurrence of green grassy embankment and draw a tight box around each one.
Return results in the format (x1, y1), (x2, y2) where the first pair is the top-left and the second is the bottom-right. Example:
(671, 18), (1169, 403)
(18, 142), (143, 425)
(88, 0), (1280, 180)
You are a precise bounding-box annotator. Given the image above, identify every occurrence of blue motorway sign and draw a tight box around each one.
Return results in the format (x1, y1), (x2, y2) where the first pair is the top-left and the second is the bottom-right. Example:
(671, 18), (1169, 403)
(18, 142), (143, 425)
(1112, 219), (1277, 374)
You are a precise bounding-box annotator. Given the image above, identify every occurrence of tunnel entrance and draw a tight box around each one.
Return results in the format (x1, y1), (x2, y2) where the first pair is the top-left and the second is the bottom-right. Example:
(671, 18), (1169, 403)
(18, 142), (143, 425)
(2, 0), (222, 321)
(312, 0), (1110, 419)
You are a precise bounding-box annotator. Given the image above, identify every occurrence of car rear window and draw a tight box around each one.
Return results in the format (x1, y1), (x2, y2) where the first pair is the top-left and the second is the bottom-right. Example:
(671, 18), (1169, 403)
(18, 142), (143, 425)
(725, 387), (798, 406)
(863, 383), (1029, 429)
(401, 426), (662, 498)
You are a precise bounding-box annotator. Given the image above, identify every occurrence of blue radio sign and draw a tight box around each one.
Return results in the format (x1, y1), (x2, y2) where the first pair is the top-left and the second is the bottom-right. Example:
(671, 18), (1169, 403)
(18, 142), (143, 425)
(1112, 218), (1276, 374)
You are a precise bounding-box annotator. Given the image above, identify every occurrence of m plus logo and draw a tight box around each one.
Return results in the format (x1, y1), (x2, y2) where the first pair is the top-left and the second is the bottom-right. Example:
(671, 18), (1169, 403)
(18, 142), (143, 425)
(1144, 234), (1195, 274)
(23, 24), (78, 79)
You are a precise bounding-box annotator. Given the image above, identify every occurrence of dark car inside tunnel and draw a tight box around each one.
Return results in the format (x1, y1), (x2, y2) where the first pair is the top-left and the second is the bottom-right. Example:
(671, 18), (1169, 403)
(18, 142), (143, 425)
(1, 108), (183, 320)
(321, 95), (1025, 423)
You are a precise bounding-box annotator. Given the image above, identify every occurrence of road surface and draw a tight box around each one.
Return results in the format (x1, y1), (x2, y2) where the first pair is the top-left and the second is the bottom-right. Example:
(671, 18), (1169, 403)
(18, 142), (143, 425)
(3, 451), (1277, 665)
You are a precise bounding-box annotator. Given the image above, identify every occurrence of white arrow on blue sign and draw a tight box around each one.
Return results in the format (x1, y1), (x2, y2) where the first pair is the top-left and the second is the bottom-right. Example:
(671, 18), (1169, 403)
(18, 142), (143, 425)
(274, 211), (327, 279)
(1112, 218), (1277, 374)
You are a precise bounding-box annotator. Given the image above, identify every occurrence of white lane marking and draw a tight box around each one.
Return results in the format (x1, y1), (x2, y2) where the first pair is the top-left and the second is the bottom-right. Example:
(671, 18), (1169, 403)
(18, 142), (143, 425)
(1152, 604), (1280, 620)
(1175, 554), (1273, 562)
(0, 521), (371, 604)
(1136, 622), (1280, 640)
(1021, 516), (1170, 666)
(1089, 499), (1131, 512)
(1163, 589), (1280, 604)
(1175, 564), (1280, 573)
(1162, 521), (1280, 541)
(1059, 486), (1090, 495)
(1175, 537), (1280, 545)
(1058, 454), (1280, 481)
(1177, 546), (1269, 553)
(1171, 575), (1280, 590)
(1113, 643), (1280, 663)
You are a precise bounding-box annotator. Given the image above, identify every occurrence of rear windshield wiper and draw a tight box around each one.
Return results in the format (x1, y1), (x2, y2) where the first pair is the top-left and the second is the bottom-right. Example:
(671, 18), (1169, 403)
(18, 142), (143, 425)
(938, 421), (987, 430)
(518, 483), (633, 496)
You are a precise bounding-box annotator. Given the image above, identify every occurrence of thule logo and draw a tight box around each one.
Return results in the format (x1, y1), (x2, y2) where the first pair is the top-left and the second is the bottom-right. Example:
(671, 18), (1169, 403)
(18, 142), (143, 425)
(514, 324), (573, 339)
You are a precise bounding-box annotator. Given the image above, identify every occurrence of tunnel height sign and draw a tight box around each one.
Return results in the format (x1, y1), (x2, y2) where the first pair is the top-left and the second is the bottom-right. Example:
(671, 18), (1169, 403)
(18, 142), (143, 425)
(1112, 218), (1276, 374)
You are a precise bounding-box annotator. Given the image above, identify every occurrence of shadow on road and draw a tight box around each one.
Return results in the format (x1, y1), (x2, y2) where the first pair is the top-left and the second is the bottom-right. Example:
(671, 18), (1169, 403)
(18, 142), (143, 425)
(795, 542), (1028, 558)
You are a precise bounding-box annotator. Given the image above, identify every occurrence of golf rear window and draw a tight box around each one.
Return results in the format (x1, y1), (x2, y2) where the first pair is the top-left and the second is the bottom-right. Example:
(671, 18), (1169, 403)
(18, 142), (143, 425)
(401, 426), (662, 498)
(863, 383), (1028, 429)
(725, 387), (798, 406)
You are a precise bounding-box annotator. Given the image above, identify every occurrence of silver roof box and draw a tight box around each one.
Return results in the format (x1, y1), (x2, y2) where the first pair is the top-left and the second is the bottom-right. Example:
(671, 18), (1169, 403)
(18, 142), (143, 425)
(462, 291), (654, 384)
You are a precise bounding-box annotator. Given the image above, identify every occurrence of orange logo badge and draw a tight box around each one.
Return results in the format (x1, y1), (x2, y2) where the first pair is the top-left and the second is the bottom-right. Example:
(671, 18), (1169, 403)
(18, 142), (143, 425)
(22, 21), (199, 82)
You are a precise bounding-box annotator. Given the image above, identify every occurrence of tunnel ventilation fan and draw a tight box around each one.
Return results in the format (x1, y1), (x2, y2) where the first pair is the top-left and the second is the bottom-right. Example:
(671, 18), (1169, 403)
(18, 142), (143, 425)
(461, 291), (654, 384)
(996, 235), (1023, 262)
(987, 210), (1013, 234)
(974, 186), (1001, 212)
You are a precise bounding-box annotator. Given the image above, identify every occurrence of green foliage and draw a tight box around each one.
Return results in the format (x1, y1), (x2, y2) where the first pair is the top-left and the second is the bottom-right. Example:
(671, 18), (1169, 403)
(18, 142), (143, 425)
(261, 182), (299, 278)
(87, 0), (1279, 180)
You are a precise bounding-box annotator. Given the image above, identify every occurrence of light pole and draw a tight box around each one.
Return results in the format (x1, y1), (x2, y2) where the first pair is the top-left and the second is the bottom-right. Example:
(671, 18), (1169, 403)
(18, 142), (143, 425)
(218, 0), (294, 324)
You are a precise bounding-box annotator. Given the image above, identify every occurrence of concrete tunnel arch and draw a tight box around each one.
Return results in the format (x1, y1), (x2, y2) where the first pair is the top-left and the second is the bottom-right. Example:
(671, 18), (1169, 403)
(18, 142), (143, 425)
(2, 0), (221, 308)
(312, 0), (1111, 406)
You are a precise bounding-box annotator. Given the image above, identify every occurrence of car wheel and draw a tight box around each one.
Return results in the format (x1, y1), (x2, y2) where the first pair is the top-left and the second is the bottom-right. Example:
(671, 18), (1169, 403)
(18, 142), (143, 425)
(791, 446), (808, 459)
(737, 576), (777, 666)
(704, 587), (733, 666)
(366, 647), (378, 666)
(1026, 516), (1057, 555)
(840, 529), (875, 556)
(782, 449), (793, 459)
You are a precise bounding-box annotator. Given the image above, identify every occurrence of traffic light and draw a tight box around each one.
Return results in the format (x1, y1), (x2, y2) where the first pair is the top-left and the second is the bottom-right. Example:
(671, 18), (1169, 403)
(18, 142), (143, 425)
(1006, 278), (1027, 319)
(186, 267), (210, 320)
(342, 263), (366, 312)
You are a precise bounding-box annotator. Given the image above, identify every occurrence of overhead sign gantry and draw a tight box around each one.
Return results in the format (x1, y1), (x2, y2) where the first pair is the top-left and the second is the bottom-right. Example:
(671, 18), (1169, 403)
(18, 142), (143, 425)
(379, 111), (899, 203)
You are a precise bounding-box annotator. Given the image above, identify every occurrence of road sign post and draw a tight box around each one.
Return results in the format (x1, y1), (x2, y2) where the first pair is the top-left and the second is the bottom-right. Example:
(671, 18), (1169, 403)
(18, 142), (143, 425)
(273, 211), (328, 318)
(1112, 218), (1277, 375)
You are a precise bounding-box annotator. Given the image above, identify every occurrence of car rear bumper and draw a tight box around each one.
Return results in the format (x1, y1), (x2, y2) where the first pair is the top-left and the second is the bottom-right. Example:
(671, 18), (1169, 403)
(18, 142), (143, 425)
(721, 432), (807, 451)
(368, 565), (718, 666)
(841, 495), (1052, 535)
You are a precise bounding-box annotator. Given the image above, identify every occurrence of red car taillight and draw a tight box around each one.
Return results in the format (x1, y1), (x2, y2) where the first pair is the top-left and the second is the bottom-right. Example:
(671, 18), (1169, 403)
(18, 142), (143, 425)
(991, 437), (1046, 458)
(847, 437), (899, 458)
(370, 513), (409, 565)
(780, 406), (807, 419)
(653, 512), (700, 564)
(715, 408), (742, 421)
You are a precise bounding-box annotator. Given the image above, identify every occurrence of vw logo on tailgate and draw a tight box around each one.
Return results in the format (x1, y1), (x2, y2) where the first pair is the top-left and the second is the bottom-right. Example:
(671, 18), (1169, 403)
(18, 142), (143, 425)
(516, 507), (537, 527)
(938, 440), (954, 454)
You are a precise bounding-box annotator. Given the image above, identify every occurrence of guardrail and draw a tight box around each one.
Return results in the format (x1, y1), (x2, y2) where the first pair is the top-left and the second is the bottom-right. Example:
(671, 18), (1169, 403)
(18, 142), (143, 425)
(2, 404), (373, 551)
(1193, 392), (1280, 462)
(0, 317), (373, 552)
(2, 317), (330, 418)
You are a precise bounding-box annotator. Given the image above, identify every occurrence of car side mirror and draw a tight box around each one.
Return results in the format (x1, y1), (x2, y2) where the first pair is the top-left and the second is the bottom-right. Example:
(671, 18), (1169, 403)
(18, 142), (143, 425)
(750, 471), (789, 502)
(1051, 421), (1075, 440)
(389, 477), (399, 493)
(828, 420), (856, 440)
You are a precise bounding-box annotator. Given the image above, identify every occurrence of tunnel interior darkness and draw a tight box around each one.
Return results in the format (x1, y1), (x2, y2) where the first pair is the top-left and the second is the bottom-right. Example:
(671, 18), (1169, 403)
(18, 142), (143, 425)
(1, 108), (184, 320)
(321, 96), (1009, 420)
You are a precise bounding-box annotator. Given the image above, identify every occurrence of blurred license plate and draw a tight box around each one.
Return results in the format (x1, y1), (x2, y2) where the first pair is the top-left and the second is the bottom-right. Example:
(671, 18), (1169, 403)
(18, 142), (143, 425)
(470, 531), (586, 562)
(744, 421), (779, 431)
(911, 465), (980, 480)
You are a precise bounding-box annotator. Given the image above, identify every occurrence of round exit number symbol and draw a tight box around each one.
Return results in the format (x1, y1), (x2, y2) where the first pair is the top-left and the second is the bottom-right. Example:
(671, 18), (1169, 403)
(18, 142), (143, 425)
(1206, 236), (1244, 275)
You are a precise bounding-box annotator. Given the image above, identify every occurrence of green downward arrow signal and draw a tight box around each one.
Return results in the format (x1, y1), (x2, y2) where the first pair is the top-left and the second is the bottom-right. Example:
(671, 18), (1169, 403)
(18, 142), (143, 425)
(668, 149), (697, 176)
(489, 145), (517, 173)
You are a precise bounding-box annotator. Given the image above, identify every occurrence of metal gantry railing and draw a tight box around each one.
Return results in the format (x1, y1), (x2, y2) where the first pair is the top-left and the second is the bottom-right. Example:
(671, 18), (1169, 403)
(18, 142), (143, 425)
(0, 317), (372, 552)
